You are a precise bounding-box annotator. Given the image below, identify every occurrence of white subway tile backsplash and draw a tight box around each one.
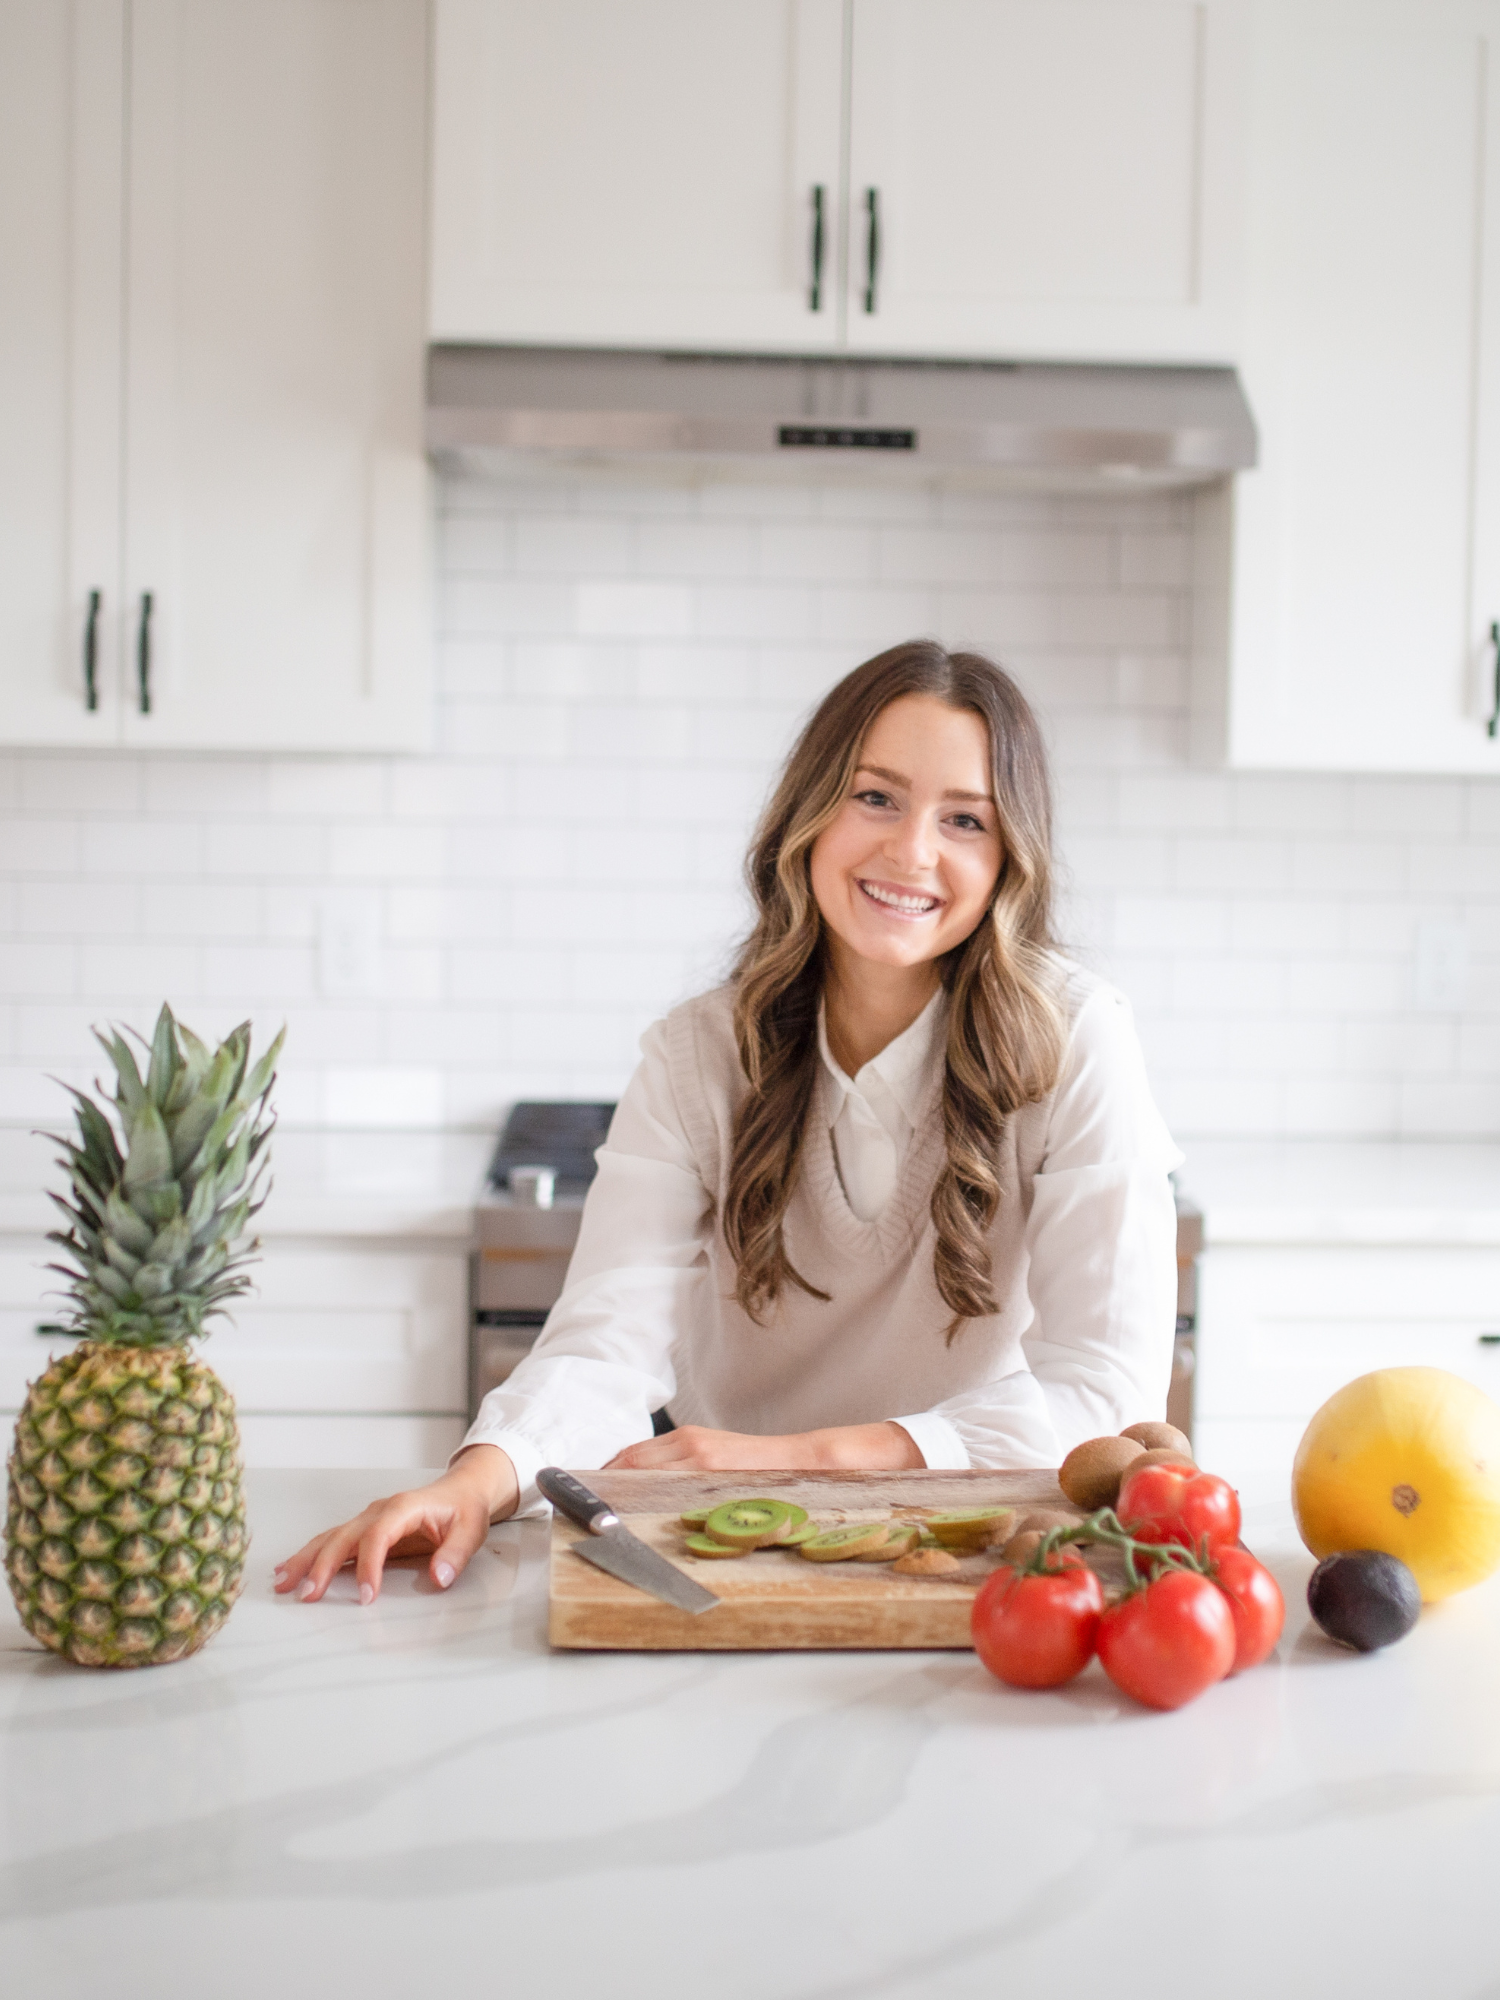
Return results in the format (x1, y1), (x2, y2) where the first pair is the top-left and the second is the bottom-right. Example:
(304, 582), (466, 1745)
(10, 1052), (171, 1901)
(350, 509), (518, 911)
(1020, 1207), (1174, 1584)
(1, 472), (1498, 1140)
(0, 819), (82, 874)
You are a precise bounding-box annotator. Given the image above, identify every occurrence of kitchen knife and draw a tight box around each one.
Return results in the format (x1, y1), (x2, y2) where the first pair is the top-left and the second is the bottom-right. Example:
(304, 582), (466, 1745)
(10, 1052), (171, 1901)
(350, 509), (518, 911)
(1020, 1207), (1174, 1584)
(537, 1466), (721, 1616)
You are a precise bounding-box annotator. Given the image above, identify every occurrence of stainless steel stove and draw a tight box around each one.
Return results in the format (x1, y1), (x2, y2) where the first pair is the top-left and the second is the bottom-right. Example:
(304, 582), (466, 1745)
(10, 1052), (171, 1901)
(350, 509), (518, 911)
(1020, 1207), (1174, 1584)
(468, 1102), (613, 1417)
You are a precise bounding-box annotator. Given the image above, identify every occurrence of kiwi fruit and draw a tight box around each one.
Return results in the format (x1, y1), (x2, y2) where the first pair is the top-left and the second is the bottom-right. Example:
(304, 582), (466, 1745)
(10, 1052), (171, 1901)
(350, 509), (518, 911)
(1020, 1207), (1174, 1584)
(1120, 1421), (1193, 1456)
(679, 1507), (712, 1530)
(777, 1520), (821, 1548)
(999, 1528), (1047, 1566)
(703, 1499), (801, 1548)
(798, 1522), (892, 1562)
(925, 1507), (1017, 1548)
(683, 1533), (750, 1559)
(854, 1522), (921, 1562)
(1059, 1435), (1146, 1509)
(891, 1547), (962, 1577)
(1013, 1508), (1080, 1538)
(1129, 1446), (1197, 1474)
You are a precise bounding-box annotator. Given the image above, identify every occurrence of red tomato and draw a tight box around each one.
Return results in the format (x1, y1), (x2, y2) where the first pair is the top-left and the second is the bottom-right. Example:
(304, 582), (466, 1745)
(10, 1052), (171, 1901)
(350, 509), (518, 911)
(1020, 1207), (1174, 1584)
(971, 1559), (1104, 1689)
(1211, 1546), (1285, 1672)
(1117, 1464), (1242, 1554)
(1096, 1569), (1237, 1710)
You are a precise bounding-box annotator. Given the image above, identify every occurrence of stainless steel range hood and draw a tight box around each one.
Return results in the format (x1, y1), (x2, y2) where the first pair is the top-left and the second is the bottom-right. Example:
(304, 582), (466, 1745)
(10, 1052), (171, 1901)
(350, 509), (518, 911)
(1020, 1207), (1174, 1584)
(426, 345), (1256, 489)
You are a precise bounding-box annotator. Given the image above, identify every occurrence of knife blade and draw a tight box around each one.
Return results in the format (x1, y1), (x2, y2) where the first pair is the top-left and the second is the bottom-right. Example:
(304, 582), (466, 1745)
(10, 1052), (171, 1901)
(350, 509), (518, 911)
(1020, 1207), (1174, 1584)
(537, 1466), (721, 1616)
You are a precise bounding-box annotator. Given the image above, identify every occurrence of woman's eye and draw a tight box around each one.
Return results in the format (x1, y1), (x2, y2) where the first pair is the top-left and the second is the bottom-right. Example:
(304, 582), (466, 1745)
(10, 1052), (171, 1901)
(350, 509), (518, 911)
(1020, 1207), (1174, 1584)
(949, 812), (986, 833)
(854, 789), (894, 809)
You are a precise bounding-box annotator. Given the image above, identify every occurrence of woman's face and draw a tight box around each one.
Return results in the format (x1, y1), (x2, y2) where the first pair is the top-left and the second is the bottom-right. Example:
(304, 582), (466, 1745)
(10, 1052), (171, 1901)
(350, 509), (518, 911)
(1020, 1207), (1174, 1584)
(809, 694), (1003, 977)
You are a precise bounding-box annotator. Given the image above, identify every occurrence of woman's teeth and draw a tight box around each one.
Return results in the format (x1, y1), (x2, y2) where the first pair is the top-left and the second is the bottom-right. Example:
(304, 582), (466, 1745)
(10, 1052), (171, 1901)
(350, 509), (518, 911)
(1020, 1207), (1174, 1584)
(859, 880), (939, 915)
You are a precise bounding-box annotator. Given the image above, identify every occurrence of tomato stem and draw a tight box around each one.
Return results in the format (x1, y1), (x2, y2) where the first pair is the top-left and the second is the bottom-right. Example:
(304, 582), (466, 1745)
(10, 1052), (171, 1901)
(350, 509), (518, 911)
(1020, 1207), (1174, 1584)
(1020, 1508), (1213, 1595)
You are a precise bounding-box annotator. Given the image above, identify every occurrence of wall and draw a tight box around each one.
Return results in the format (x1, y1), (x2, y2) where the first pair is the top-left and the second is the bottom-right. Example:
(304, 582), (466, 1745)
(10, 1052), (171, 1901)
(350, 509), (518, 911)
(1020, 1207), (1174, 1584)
(3, 466), (1499, 1144)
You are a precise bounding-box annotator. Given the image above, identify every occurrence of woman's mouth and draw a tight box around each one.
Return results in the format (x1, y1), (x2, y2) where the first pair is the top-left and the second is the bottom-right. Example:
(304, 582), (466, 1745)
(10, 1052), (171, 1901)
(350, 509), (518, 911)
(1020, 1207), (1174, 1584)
(857, 878), (942, 919)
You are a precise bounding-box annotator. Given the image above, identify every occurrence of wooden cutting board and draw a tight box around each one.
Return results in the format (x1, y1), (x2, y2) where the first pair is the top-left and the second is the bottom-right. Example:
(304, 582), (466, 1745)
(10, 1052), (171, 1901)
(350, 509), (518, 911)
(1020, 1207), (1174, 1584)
(547, 1467), (1075, 1650)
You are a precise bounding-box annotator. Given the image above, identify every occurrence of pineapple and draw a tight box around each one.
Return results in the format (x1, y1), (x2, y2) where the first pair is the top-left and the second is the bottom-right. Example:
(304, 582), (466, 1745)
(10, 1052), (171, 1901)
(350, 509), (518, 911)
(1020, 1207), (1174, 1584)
(6, 1005), (282, 1668)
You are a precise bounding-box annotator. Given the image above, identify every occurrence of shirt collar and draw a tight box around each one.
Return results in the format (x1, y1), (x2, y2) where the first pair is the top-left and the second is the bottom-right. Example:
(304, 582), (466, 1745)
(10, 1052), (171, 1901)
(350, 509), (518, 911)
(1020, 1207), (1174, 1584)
(817, 986), (945, 1126)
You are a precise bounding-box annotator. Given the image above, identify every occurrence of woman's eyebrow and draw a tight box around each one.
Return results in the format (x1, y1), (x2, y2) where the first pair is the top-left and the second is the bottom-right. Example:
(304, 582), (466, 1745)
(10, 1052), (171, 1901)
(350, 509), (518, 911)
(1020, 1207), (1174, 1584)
(857, 763), (993, 804)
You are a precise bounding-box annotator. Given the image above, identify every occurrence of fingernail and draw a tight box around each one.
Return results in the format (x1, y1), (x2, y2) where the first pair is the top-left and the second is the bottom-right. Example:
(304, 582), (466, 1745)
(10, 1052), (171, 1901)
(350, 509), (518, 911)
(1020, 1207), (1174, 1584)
(434, 1560), (455, 1589)
(272, 1563), (287, 1579)
(297, 1578), (317, 1601)
(359, 1582), (374, 1607)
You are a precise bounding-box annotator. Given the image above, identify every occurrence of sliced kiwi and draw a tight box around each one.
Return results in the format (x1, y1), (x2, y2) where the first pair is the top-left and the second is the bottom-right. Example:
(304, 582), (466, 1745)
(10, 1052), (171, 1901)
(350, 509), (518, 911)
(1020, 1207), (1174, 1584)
(854, 1522), (921, 1562)
(703, 1499), (799, 1548)
(777, 1520), (822, 1547)
(678, 1507), (712, 1530)
(683, 1533), (751, 1559)
(926, 1507), (1017, 1548)
(798, 1522), (892, 1562)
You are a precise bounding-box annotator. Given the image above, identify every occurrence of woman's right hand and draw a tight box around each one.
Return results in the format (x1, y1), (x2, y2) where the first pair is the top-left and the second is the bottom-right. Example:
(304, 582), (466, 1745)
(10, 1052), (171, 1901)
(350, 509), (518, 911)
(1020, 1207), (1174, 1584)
(273, 1443), (520, 1605)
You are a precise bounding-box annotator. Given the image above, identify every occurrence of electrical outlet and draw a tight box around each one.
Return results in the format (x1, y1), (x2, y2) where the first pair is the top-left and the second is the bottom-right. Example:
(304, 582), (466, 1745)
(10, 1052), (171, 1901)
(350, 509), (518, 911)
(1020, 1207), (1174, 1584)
(1414, 919), (1469, 1012)
(319, 889), (383, 998)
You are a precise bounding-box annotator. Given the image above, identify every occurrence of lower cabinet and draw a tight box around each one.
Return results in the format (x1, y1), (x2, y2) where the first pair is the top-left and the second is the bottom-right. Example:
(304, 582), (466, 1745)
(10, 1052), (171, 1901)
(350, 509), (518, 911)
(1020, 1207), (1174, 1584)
(0, 1233), (471, 1472)
(1194, 1243), (1500, 1487)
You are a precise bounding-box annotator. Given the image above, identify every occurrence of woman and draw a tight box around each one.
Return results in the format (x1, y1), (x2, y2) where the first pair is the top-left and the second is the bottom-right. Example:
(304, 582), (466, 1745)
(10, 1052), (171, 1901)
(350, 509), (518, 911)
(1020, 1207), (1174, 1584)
(277, 641), (1180, 1605)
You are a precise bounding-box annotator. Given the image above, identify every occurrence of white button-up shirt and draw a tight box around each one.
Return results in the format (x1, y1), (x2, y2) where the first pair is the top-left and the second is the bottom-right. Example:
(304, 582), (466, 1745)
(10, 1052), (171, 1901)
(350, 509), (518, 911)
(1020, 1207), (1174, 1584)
(817, 990), (941, 1222)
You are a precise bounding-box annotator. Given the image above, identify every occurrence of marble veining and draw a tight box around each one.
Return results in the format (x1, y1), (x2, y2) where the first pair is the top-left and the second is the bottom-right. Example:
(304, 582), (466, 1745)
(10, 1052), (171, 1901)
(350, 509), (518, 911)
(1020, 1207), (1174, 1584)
(5, 1469), (1500, 2000)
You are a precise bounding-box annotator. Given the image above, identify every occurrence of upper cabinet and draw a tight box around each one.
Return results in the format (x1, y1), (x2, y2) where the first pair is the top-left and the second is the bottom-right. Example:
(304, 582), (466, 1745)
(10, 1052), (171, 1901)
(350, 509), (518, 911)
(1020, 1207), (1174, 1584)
(1222, 0), (1500, 772)
(0, 0), (432, 754)
(844, 0), (1247, 363)
(431, 0), (847, 352)
(431, 0), (1248, 363)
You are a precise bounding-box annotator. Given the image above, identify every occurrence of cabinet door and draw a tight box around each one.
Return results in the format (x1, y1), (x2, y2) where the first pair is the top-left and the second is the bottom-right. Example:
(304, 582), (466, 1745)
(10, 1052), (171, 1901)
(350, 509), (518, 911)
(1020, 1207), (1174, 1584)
(0, 0), (125, 746)
(844, 0), (1247, 362)
(118, 0), (432, 753)
(1227, 0), (1500, 772)
(430, 0), (845, 351)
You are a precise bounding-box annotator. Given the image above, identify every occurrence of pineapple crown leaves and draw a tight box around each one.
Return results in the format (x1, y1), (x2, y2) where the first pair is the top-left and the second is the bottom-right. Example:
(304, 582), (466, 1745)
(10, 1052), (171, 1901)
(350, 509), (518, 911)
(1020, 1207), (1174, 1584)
(39, 1003), (285, 1349)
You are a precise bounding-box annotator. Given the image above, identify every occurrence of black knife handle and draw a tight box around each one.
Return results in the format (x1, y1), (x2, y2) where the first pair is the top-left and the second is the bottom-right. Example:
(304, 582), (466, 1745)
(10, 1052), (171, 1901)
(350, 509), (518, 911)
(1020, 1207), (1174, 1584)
(537, 1466), (619, 1534)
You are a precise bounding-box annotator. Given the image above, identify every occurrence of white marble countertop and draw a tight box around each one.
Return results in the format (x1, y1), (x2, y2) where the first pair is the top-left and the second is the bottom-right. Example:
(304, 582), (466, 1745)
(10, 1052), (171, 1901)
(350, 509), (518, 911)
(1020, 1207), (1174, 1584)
(7, 1124), (1500, 1249)
(0, 1127), (492, 1241)
(1179, 1139), (1500, 1246)
(4, 1467), (1499, 2000)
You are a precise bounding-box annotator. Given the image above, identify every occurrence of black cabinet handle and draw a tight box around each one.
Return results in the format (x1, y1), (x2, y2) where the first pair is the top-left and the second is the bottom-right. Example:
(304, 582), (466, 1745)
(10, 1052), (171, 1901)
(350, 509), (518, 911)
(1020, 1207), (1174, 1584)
(863, 186), (880, 314)
(82, 589), (101, 712)
(1489, 621), (1499, 739)
(137, 591), (153, 715)
(808, 184), (826, 312)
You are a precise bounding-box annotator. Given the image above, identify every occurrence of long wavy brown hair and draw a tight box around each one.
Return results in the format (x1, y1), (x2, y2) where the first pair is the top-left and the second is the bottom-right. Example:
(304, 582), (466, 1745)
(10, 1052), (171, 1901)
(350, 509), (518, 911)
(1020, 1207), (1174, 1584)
(723, 641), (1066, 1339)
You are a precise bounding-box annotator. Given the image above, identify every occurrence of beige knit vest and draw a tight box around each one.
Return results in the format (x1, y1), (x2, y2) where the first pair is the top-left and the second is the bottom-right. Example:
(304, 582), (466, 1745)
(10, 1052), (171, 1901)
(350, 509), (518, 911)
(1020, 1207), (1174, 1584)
(660, 976), (1091, 1435)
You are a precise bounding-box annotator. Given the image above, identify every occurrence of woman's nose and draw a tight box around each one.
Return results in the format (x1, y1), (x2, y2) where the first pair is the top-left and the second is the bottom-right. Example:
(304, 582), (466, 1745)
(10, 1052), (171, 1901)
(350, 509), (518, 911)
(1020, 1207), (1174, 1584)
(885, 810), (939, 872)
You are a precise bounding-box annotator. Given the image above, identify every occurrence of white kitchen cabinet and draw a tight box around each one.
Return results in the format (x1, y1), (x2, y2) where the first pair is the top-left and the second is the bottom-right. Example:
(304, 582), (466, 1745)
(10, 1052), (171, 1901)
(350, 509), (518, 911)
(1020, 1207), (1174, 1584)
(0, 0), (433, 754)
(1194, 1242), (1500, 1481)
(0, 1232), (470, 1472)
(0, 1), (125, 744)
(431, 0), (846, 352)
(1222, 0), (1500, 772)
(431, 0), (1248, 363)
(844, 0), (1249, 364)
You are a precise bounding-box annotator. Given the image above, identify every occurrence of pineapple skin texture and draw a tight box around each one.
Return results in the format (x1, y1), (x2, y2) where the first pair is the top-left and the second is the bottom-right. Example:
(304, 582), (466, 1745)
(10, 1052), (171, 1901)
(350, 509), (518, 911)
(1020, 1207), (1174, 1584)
(6, 1341), (248, 1668)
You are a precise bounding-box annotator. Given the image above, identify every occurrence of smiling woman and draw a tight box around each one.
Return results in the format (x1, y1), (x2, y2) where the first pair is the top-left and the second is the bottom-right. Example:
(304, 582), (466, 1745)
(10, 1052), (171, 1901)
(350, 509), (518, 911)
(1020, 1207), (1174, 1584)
(276, 641), (1183, 1607)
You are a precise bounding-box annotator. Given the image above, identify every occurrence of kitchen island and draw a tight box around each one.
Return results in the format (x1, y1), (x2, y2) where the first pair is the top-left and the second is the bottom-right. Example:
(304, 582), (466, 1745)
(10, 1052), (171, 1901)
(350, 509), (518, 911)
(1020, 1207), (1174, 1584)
(3, 1469), (1499, 2000)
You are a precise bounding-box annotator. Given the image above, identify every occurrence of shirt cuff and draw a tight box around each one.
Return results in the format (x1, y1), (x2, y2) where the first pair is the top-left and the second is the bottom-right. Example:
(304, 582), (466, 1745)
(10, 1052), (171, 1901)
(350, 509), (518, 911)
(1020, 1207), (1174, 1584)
(888, 1411), (971, 1471)
(449, 1427), (551, 1519)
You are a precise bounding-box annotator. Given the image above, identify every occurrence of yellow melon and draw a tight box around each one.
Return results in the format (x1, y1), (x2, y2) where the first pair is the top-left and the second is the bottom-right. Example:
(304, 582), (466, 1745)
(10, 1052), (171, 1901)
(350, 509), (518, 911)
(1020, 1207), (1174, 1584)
(1292, 1367), (1500, 1602)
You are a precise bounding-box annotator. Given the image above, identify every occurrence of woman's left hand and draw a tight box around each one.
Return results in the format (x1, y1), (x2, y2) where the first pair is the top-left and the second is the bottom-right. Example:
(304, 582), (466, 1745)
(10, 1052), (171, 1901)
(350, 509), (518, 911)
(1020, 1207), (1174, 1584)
(604, 1421), (924, 1473)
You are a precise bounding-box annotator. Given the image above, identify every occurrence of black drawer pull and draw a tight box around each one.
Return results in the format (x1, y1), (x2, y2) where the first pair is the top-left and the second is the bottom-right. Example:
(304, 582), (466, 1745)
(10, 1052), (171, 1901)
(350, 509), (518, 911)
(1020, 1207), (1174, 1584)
(1479, 1332), (1500, 1344)
(808, 184), (825, 311)
(1489, 622), (1500, 739)
(83, 589), (101, 710)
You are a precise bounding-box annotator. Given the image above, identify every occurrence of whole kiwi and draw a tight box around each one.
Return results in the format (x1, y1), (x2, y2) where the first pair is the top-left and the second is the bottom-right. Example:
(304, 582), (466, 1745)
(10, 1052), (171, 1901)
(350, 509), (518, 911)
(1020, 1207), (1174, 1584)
(1129, 1446), (1198, 1474)
(1059, 1435), (1146, 1509)
(1120, 1421), (1193, 1456)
